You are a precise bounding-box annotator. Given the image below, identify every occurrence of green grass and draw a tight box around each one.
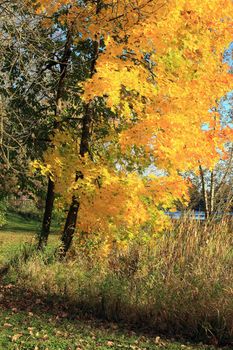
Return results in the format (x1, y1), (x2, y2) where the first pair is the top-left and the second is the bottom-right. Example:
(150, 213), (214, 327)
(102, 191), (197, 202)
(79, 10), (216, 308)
(0, 232), (35, 266)
(2, 212), (41, 233)
(0, 212), (59, 266)
(1, 211), (60, 234)
(0, 308), (219, 350)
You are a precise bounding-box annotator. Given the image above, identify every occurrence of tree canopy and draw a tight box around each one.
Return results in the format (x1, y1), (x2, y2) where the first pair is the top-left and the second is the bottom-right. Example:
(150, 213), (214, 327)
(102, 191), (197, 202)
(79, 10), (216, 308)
(1, 0), (233, 252)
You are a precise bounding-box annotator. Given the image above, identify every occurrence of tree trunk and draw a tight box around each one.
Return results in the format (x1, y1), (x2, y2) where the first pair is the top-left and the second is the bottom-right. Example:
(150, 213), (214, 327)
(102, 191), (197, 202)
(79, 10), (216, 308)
(38, 28), (73, 249)
(60, 38), (99, 257)
(61, 194), (80, 254)
(199, 165), (209, 219)
(60, 104), (93, 256)
(209, 170), (215, 216)
(38, 177), (55, 249)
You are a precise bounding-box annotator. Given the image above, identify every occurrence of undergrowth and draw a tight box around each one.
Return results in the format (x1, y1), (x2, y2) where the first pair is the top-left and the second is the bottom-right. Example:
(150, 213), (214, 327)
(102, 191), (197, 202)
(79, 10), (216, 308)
(4, 217), (233, 346)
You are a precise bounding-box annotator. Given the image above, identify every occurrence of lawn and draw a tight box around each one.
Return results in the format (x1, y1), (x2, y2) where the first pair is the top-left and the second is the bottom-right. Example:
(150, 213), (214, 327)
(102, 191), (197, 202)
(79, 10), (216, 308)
(2, 212), (60, 234)
(0, 212), (59, 265)
(2, 212), (41, 233)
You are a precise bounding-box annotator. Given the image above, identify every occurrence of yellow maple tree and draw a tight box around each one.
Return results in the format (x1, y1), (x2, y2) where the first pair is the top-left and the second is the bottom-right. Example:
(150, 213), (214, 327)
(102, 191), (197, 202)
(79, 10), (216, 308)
(32, 0), (233, 253)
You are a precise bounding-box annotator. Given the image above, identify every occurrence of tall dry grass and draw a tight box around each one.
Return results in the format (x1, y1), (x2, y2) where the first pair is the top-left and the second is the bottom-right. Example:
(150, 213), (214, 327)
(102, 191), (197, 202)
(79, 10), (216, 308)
(7, 217), (233, 345)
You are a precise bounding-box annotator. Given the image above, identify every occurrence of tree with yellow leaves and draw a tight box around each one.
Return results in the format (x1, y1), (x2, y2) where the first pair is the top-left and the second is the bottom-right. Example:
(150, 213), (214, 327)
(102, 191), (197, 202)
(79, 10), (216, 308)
(32, 0), (233, 255)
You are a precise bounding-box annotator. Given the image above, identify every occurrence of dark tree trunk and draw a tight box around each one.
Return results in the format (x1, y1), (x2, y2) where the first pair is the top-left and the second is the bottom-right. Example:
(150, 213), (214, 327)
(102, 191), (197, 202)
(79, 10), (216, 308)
(38, 177), (55, 249)
(199, 165), (209, 219)
(38, 28), (73, 249)
(209, 170), (215, 216)
(60, 38), (99, 257)
(60, 104), (93, 256)
(60, 194), (80, 255)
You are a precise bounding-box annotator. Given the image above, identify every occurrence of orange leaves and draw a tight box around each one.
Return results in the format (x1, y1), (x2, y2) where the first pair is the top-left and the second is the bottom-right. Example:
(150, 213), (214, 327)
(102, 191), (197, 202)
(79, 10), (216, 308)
(33, 1), (233, 233)
(78, 172), (149, 233)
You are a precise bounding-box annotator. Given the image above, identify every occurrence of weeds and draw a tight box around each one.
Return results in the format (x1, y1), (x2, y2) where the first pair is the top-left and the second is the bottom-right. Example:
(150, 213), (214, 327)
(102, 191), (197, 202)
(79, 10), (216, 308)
(4, 217), (233, 345)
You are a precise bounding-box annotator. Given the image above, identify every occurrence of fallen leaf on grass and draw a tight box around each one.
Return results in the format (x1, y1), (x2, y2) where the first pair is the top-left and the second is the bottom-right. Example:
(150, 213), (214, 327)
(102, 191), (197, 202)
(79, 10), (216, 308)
(12, 333), (23, 341)
(4, 323), (13, 328)
(154, 336), (167, 347)
(55, 330), (64, 336)
(106, 340), (114, 346)
(28, 327), (35, 331)
(155, 336), (161, 344)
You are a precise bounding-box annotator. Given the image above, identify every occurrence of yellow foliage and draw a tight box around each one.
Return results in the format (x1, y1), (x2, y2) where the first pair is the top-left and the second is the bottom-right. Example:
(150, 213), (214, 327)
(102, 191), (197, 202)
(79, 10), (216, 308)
(32, 0), (233, 236)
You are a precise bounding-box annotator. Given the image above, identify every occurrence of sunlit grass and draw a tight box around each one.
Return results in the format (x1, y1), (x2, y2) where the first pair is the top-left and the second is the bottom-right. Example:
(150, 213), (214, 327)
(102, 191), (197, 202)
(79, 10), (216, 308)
(0, 211), (60, 265)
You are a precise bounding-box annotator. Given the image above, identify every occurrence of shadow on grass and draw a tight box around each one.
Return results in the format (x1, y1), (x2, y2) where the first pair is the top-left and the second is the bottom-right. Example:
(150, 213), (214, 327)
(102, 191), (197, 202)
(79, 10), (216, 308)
(0, 278), (231, 349)
(0, 282), (219, 350)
